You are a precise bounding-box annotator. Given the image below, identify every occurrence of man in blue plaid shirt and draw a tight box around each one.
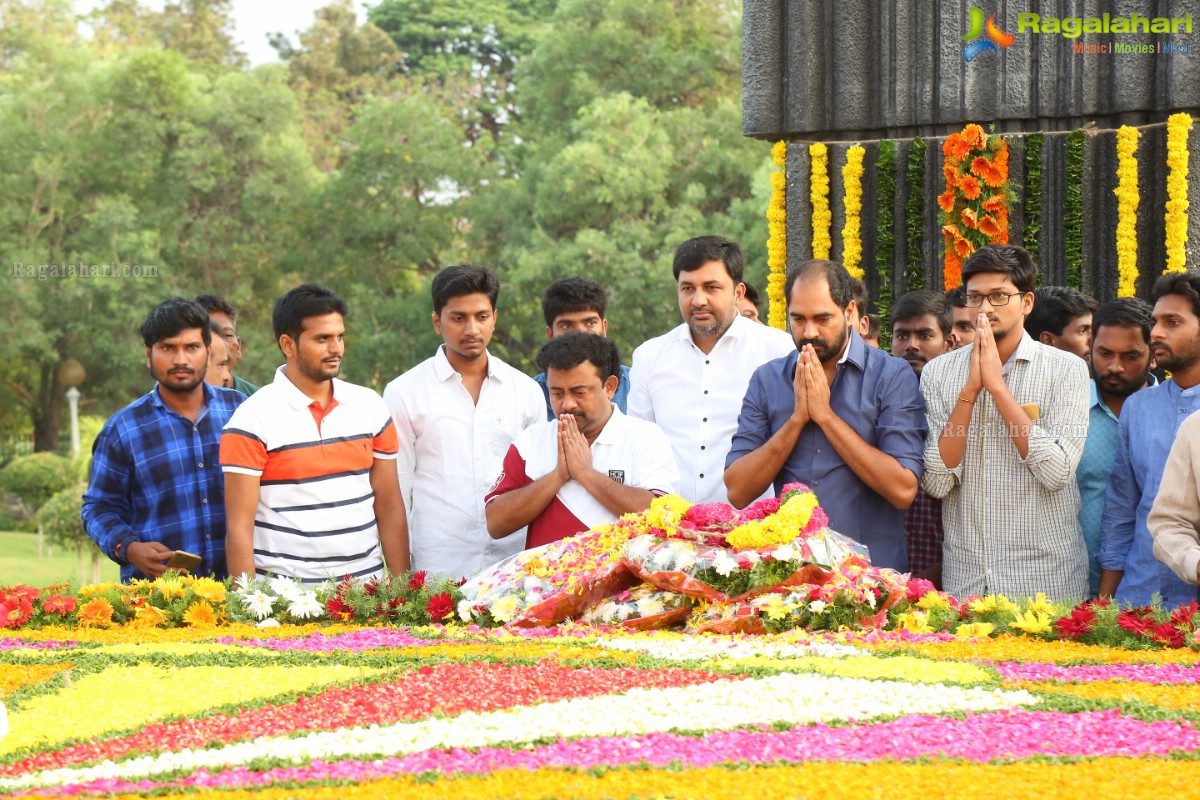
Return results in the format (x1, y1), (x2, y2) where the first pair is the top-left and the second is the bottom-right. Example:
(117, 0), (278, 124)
(83, 298), (245, 582)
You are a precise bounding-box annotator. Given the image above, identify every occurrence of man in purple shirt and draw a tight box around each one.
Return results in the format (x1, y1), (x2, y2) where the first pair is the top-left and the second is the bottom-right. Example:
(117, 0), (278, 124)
(723, 260), (927, 570)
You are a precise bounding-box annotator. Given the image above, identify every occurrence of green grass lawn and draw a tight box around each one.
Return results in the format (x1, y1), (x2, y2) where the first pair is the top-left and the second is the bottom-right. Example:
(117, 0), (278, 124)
(0, 530), (119, 587)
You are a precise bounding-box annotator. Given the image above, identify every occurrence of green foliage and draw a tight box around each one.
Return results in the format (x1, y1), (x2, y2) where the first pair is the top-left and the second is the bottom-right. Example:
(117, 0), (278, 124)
(904, 138), (926, 292)
(368, 0), (552, 148)
(874, 141), (897, 348)
(2, 0), (764, 395)
(36, 485), (95, 551)
(1064, 130), (1085, 290)
(0, 454), (78, 513)
(1023, 132), (1044, 268)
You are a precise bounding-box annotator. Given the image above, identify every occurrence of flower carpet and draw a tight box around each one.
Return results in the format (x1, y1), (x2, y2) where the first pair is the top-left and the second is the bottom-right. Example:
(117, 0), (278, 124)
(4, 622), (1200, 799)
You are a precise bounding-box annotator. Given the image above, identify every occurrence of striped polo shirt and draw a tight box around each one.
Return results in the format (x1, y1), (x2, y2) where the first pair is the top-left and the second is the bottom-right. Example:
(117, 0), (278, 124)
(220, 366), (399, 584)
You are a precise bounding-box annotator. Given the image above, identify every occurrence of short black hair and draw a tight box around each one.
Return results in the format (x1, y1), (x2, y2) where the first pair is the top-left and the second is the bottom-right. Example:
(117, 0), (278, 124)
(850, 276), (869, 316)
(536, 332), (621, 381)
(784, 260), (856, 310)
(1025, 287), (1100, 339)
(1092, 297), (1153, 344)
(742, 283), (762, 308)
(139, 298), (213, 348)
(672, 235), (744, 283)
(194, 294), (237, 322)
(1152, 272), (1200, 320)
(866, 314), (880, 340)
(541, 277), (607, 327)
(961, 244), (1038, 294)
(945, 285), (968, 308)
(892, 289), (953, 337)
(431, 265), (500, 315)
(272, 283), (348, 344)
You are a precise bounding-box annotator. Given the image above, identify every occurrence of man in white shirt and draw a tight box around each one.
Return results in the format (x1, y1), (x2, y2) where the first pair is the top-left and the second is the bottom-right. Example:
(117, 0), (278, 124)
(628, 235), (793, 504)
(384, 265), (545, 581)
(486, 333), (679, 547)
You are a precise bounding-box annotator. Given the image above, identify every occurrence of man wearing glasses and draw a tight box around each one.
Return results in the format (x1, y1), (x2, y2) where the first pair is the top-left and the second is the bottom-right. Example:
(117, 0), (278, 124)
(920, 245), (1090, 602)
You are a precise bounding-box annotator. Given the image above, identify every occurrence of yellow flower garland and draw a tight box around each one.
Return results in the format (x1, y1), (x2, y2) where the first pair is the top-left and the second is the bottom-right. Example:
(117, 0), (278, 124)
(841, 145), (866, 279)
(1165, 113), (1191, 274)
(767, 141), (788, 329)
(810, 142), (832, 260)
(1115, 126), (1140, 297)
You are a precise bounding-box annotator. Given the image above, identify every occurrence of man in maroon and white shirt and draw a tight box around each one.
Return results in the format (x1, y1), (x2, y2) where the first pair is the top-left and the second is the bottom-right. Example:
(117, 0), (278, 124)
(486, 333), (679, 548)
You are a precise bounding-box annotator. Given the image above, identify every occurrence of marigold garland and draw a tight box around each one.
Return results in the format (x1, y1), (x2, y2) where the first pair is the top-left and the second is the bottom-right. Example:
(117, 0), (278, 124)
(1165, 113), (1192, 274)
(1115, 126), (1140, 297)
(810, 142), (832, 260)
(841, 145), (866, 280)
(939, 124), (1012, 288)
(766, 141), (788, 329)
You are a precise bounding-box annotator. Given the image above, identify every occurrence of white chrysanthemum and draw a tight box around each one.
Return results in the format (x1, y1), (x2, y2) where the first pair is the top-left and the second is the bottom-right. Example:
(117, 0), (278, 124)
(457, 600), (475, 623)
(244, 590), (276, 621)
(651, 545), (676, 569)
(255, 618), (281, 629)
(809, 599), (828, 614)
(771, 544), (796, 562)
(269, 575), (302, 602)
(673, 548), (697, 571)
(712, 551), (738, 577)
(635, 596), (666, 618)
(287, 591), (324, 619)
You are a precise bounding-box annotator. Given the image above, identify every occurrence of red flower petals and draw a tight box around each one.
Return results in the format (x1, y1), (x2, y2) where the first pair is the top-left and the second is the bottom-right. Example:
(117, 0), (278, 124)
(0, 662), (739, 776)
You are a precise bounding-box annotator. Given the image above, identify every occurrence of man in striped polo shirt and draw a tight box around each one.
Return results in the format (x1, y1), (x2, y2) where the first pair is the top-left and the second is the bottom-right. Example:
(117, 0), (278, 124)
(221, 284), (410, 584)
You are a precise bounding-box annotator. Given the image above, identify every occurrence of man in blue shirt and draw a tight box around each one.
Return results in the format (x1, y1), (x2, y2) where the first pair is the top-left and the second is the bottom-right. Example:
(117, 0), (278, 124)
(534, 277), (631, 419)
(723, 260), (927, 570)
(1077, 299), (1154, 598)
(1100, 274), (1200, 607)
(83, 298), (245, 582)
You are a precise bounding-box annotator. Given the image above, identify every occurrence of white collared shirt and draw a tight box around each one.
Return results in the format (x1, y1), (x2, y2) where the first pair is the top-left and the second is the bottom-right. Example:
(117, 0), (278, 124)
(383, 346), (545, 580)
(628, 313), (794, 504)
(486, 406), (680, 538)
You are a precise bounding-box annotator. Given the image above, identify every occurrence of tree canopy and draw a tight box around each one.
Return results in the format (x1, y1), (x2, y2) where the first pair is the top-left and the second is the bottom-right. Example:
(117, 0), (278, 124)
(1, 0), (770, 452)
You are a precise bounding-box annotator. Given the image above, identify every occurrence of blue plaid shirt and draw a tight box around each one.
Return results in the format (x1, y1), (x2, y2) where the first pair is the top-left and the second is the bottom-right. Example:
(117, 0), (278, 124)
(82, 384), (245, 582)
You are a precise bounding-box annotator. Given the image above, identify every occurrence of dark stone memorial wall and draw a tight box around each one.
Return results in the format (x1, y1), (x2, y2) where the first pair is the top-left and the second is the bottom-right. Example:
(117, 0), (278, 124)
(743, 0), (1200, 301)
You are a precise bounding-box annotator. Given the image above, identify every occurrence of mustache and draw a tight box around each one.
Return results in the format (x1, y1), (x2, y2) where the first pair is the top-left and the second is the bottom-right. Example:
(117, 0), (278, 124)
(796, 338), (829, 350)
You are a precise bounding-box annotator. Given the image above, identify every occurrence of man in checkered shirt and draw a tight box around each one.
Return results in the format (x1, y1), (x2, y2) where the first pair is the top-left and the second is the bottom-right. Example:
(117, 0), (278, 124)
(921, 245), (1090, 602)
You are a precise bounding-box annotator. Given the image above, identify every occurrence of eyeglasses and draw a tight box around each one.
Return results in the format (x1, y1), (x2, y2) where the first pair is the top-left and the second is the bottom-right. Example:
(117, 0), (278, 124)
(964, 291), (1025, 308)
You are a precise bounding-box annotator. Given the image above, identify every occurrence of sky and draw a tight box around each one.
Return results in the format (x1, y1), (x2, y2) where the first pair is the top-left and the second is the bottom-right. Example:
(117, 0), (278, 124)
(74, 0), (359, 65)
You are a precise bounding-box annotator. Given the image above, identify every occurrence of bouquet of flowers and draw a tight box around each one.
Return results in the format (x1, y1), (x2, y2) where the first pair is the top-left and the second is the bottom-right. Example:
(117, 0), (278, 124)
(580, 584), (695, 630)
(622, 484), (864, 602)
(685, 558), (907, 635)
(458, 524), (638, 627)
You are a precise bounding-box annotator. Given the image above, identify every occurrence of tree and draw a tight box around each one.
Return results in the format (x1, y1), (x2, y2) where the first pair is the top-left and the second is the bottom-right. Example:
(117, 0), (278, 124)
(465, 0), (768, 368)
(368, 0), (557, 149)
(270, 0), (401, 171)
